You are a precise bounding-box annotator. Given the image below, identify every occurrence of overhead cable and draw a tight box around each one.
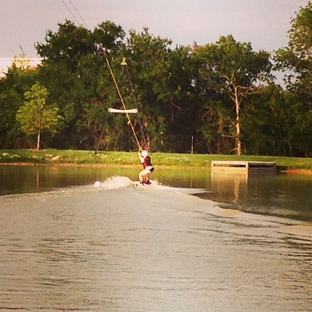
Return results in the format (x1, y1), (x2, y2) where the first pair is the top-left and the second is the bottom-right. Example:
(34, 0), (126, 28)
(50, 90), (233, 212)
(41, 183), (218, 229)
(69, 0), (88, 27)
(61, 0), (88, 28)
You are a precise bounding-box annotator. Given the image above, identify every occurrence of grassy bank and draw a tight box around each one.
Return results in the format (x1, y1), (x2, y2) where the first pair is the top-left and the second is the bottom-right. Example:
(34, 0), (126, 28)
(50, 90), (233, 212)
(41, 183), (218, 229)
(1, 149), (312, 172)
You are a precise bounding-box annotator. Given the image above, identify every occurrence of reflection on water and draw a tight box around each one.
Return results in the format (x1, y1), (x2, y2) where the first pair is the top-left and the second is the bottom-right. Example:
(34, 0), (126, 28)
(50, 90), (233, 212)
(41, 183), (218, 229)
(0, 165), (211, 196)
(198, 170), (312, 222)
(1, 165), (312, 221)
(0, 165), (139, 195)
(210, 171), (249, 205)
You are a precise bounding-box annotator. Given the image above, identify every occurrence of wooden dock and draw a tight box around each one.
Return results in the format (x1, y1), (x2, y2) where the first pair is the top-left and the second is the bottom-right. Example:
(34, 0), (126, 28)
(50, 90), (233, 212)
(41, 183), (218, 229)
(211, 161), (276, 174)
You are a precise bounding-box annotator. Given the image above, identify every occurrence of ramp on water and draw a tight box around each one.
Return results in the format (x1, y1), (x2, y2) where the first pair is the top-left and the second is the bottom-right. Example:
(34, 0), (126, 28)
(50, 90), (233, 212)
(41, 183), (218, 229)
(211, 160), (276, 175)
(0, 176), (312, 311)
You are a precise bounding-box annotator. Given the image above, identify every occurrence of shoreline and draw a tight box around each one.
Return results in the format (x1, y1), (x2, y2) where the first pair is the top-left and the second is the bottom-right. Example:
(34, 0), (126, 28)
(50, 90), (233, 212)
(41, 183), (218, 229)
(279, 168), (312, 175)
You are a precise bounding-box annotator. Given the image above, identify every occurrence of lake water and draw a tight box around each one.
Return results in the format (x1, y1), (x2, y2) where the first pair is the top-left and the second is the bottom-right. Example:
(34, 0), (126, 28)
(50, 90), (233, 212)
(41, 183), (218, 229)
(0, 165), (312, 311)
(1, 165), (312, 222)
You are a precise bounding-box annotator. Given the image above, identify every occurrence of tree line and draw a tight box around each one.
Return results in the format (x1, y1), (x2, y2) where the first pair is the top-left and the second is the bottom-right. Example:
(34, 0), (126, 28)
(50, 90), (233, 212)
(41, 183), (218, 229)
(1, 2), (312, 156)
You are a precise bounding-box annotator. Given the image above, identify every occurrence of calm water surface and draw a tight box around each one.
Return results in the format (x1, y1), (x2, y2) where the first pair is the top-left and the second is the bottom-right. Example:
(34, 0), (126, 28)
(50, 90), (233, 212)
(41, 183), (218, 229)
(0, 166), (312, 311)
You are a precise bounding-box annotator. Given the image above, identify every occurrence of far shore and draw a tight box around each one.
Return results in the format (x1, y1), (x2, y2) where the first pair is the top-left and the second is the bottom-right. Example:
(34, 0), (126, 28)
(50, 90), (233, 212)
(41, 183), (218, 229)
(1, 149), (312, 173)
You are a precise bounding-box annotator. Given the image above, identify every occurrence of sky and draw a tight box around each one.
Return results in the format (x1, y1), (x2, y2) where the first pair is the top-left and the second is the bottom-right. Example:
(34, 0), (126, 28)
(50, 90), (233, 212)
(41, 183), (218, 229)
(0, 0), (309, 60)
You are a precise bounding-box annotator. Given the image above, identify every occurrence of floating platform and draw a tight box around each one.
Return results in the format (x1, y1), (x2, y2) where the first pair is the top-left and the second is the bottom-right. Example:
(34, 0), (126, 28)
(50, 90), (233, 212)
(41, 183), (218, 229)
(211, 161), (276, 174)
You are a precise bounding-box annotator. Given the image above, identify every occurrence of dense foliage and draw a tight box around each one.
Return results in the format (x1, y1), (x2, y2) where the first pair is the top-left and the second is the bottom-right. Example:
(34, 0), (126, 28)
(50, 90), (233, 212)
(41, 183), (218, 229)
(1, 2), (312, 156)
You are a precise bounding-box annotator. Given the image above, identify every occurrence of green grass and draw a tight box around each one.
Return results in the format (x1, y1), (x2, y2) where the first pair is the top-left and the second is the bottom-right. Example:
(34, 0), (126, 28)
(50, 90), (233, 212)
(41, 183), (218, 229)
(1, 149), (312, 171)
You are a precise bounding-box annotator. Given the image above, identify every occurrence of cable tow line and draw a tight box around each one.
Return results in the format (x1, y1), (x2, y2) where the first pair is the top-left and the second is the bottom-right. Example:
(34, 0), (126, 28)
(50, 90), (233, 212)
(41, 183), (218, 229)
(105, 57), (142, 151)
(121, 58), (147, 149)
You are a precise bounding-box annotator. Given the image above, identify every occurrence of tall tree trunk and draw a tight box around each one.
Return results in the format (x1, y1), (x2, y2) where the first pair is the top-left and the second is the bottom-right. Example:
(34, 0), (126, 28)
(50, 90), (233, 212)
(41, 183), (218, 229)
(234, 87), (241, 155)
(236, 113), (241, 155)
(37, 130), (40, 151)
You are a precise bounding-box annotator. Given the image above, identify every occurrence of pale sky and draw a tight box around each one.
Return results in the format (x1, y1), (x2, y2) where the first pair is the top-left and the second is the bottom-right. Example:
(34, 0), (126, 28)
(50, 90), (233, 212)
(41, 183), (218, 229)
(0, 0), (308, 58)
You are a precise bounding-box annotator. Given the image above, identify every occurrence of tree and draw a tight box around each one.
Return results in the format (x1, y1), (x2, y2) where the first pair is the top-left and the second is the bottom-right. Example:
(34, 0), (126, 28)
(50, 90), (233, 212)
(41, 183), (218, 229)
(123, 29), (204, 152)
(0, 61), (39, 148)
(243, 83), (312, 156)
(274, 2), (312, 157)
(120, 28), (173, 151)
(36, 20), (128, 150)
(275, 1), (312, 96)
(16, 82), (63, 150)
(193, 35), (271, 155)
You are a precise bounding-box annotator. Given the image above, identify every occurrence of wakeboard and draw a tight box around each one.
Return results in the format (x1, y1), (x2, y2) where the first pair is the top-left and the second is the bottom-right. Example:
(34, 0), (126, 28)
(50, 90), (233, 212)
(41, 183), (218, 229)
(133, 181), (152, 188)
